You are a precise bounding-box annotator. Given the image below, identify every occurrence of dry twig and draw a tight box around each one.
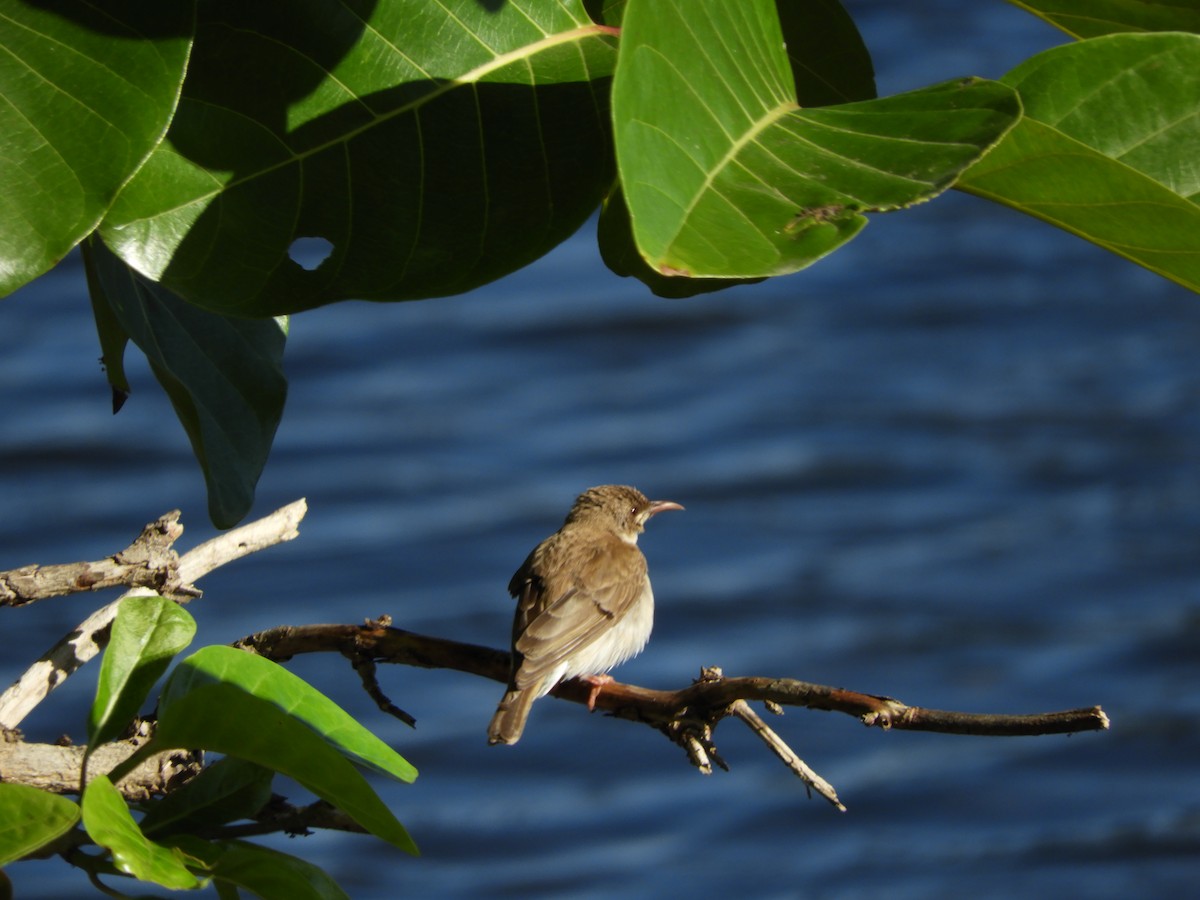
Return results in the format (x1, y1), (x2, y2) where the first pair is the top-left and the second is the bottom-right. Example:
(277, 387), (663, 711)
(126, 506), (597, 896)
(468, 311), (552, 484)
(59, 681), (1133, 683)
(0, 511), (199, 609)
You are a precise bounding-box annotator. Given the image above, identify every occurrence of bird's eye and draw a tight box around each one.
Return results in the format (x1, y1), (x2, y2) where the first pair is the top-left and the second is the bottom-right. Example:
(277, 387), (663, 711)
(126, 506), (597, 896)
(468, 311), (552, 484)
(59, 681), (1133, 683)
(629, 506), (638, 517)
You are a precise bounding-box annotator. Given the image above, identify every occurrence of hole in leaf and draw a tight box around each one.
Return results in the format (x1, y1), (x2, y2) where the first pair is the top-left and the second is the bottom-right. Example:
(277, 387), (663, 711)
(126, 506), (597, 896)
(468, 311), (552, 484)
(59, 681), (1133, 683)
(288, 236), (334, 271)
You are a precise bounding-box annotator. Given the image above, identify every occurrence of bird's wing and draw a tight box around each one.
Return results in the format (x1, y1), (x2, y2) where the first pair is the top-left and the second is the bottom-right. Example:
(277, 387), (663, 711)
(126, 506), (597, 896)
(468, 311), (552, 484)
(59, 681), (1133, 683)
(507, 548), (538, 599)
(513, 538), (646, 688)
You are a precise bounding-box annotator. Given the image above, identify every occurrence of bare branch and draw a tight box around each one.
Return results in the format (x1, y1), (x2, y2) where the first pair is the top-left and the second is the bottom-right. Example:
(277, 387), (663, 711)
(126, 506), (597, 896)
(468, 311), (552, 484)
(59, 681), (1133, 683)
(346, 616), (417, 727)
(0, 728), (201, 802)
(232, 621), (1109, 808)
(0, 511), (199, 609)
(0, 500), (307, 730)
(176, 499), (306, 585)
(234, 621), (1109, 736)
(729, 699), (844, 811)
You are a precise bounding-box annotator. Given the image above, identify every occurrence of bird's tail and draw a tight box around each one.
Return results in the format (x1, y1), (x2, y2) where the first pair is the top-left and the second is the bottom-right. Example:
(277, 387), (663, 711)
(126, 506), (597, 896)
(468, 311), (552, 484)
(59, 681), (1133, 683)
(488, 688), (538, 745)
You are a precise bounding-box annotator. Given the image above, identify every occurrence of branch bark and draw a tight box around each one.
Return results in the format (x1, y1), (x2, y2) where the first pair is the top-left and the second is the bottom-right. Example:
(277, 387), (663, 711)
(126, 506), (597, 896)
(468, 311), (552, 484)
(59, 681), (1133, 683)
(234, 620), (1109, 736)
(0, 726), (201, 803)
(0, 511), (200, 608)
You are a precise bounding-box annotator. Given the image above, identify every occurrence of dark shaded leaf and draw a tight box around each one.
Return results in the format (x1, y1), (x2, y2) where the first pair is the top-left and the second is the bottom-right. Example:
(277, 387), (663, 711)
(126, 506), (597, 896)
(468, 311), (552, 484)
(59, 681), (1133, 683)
(85, 240), (288, 527)
(139, 758), (274, 837)
(101, 0), (617, 315)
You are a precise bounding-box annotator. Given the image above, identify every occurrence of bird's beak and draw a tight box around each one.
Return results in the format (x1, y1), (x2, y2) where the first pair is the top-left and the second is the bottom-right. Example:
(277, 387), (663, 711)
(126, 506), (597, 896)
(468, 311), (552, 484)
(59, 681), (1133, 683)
(646, 500), (684, 518)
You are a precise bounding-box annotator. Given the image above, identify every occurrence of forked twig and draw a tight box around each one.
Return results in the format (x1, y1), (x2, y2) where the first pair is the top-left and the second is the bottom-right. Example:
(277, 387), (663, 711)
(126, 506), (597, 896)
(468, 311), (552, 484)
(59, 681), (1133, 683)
(0, 500), (307, 729)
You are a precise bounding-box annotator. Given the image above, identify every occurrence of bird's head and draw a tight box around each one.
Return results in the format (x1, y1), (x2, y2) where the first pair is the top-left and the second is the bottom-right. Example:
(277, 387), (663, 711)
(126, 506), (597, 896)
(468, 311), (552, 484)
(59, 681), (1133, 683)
(566, 485), (684, 544)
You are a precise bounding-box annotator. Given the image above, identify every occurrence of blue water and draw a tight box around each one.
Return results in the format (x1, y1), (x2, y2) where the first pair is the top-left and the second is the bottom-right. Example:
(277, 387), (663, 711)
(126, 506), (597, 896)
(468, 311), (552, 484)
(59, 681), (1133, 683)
(4, 3), (1199, 897)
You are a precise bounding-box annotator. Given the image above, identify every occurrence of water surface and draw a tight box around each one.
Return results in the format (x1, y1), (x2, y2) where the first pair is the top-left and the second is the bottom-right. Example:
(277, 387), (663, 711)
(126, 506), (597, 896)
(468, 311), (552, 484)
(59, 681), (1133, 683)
(3, 3), (1197, 897)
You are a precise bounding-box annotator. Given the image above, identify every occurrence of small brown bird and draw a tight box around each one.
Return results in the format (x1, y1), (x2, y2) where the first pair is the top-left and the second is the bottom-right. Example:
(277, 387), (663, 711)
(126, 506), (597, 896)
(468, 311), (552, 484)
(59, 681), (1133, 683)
(488, 485), (683, 745)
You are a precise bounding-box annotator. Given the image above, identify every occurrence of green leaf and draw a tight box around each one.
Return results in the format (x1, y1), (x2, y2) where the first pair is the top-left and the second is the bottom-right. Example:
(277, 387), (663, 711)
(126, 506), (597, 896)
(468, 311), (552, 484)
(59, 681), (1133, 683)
(80, 776), (204, 890)
(89, 595), (196, 753)
(598, 0), (875, 296)
(612, 0), (1020, 282)
(167, 837), (350, 900)
(100, 0), (617, 316)
(123, 646), (417, 854)
(0, 784), (80, 867)
(0, 0), (191, 298)
(84, 240), (288, 528)
(162, 647), (418, 783)
(139, 757), (274, 837)
(154, 685), (417, 853)
(958, 33), (1200, 293)
(1006, 0), (1200, 39)
(598, 187), (765, 297)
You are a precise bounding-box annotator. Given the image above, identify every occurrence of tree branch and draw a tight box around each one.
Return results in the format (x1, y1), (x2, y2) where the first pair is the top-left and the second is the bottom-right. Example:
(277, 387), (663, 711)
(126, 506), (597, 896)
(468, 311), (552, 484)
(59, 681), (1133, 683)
(0, 726), (201, 803)
(729, 698), (844, 811)
(0, 505), (1110, 820)
(0, 500), (307, 729)
(235, 621), (1109, 736)
(0, 511), (200, 609)
(234, 621), (1110, 810)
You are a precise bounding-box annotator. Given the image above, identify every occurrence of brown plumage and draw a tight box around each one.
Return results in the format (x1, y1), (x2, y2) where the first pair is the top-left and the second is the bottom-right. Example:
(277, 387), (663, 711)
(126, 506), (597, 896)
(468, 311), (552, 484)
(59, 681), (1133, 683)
(487, 485), (683, 745)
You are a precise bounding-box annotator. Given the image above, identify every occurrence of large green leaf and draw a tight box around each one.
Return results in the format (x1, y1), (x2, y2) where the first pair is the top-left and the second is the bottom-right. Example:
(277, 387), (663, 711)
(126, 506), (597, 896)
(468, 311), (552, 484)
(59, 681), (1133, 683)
(958, 33), (1200, 293)
(599, 0), (876, 296)
(100, 0), (617, 316)
(161, 646), (417, 783)
(89, 594), (196, 752)
(167, 837), (350, 900)
(116, 646), (417, 854)
(81, 776), (204, 890)
(151, 688), (417, 853)
(0, 0), (191, 298)
(612, 0), (1021, 282)
(1007, 0), (1200, 39)
(84, 240), (288, 528)
(0, 784), (79, 867)
(598, 186), (765, 297)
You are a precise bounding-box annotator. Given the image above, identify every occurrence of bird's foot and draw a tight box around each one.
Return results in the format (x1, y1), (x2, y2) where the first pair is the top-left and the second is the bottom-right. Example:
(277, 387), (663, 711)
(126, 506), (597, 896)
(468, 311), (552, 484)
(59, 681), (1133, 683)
(581, 674), (614, 711)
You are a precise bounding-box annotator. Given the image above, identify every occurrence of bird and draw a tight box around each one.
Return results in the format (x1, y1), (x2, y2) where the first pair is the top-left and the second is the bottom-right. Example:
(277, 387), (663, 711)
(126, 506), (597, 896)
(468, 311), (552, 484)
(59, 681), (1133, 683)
(488, 485), (683, 745)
